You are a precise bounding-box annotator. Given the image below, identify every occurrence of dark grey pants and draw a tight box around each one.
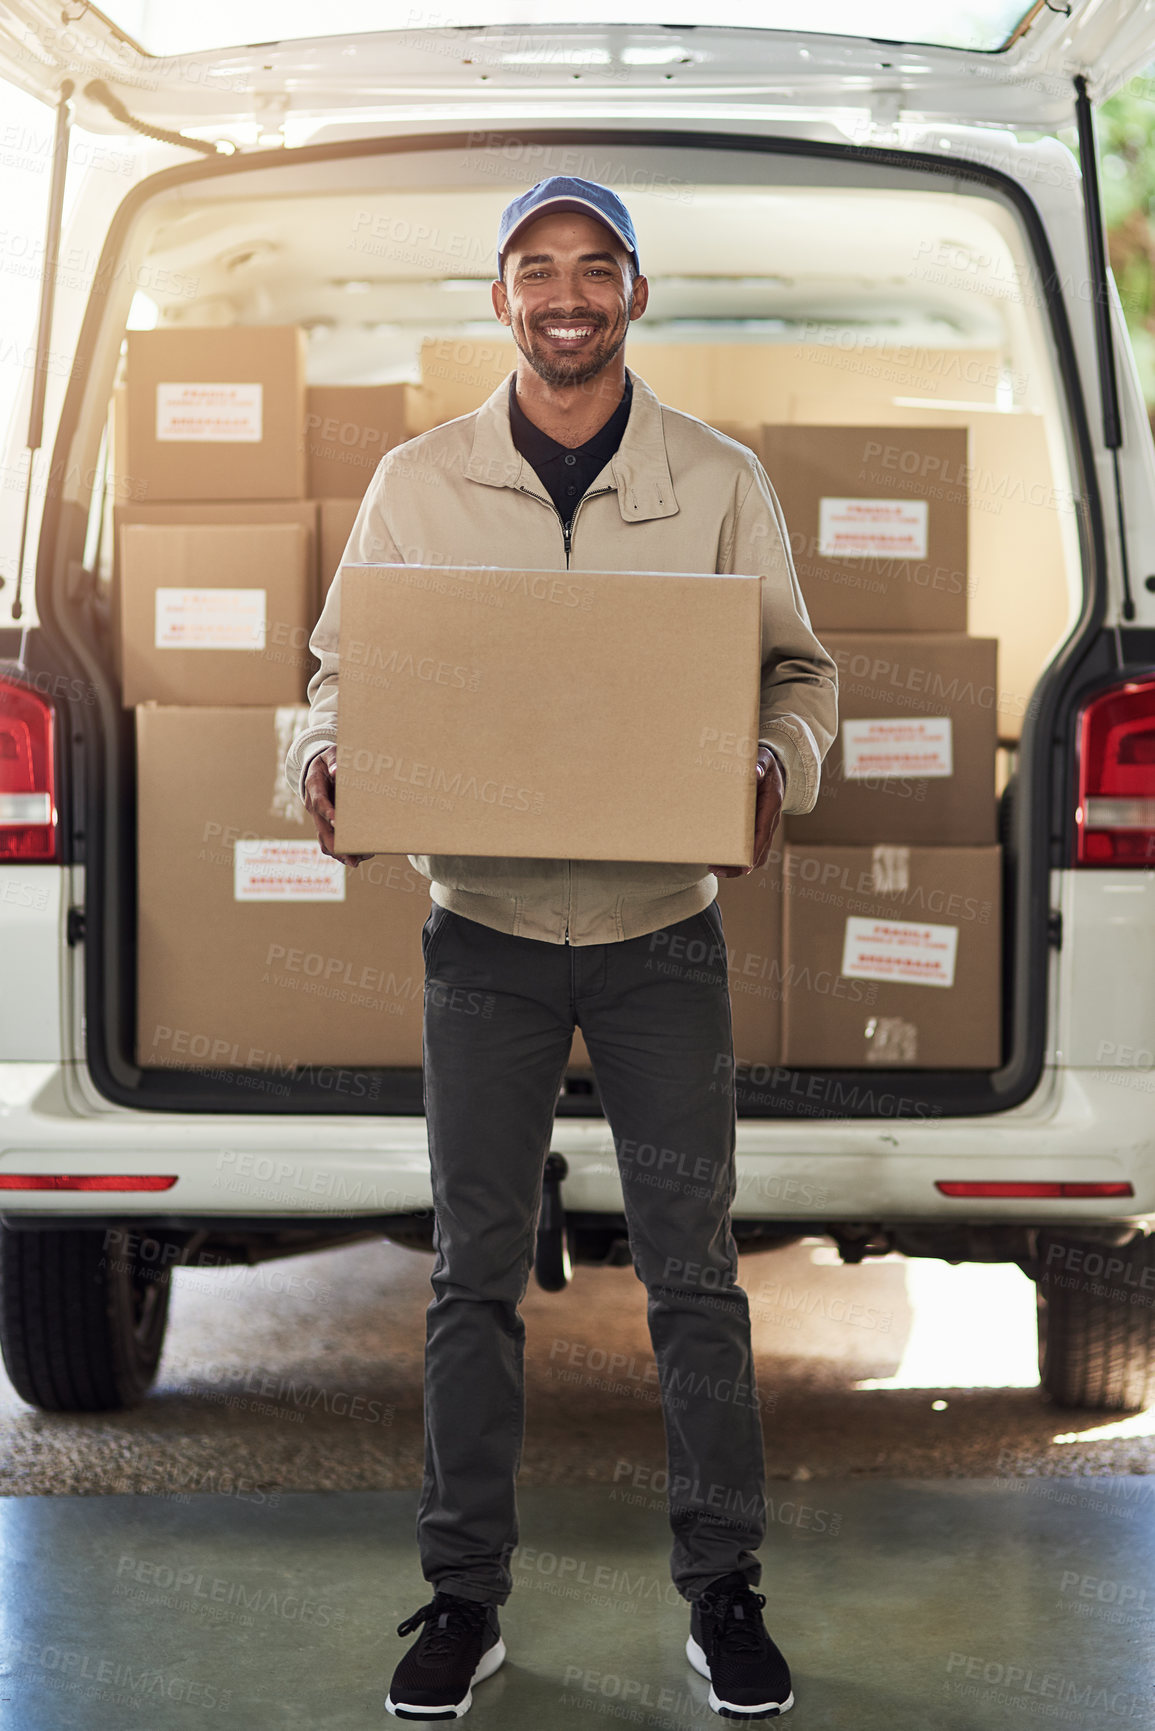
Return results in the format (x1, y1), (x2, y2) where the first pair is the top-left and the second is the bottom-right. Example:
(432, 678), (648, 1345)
(417, 898), (767, 1606)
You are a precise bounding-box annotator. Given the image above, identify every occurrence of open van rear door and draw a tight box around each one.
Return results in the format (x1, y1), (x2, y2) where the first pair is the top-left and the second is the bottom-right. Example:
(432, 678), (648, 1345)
(1, 0), (1154, 143)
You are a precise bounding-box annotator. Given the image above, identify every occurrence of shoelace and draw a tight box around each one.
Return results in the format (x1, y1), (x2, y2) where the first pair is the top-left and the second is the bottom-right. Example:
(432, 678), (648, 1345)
(700, 1583), (769, 1657)
(396, 1595), (490, 1657)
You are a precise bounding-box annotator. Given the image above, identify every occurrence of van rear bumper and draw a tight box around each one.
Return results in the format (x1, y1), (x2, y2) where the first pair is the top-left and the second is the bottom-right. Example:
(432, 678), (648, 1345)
(0, 1061), (1150, 1225)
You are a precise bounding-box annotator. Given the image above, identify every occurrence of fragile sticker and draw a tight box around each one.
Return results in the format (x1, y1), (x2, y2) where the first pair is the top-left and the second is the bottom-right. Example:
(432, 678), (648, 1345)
(818, 497), (929, 560)
(155, 382), (263, 443)
(842, 717), (953, 780)
(841, 916), (958, 989)
(234, 839), (346, 902)
(154, 588), (267, 651)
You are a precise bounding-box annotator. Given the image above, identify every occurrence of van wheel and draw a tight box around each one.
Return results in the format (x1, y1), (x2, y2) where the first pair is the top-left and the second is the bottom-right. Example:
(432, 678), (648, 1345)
(0, 1226), (171, 1411)
(1035, 1231), (1155, 1411)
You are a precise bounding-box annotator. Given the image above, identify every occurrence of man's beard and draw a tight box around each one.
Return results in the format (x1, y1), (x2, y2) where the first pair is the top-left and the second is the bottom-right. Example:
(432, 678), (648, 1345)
(512, 303), (630, 389)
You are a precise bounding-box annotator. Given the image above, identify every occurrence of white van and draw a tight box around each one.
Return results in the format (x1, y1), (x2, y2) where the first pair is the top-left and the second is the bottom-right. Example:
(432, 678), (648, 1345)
(2, 0), (1155, 1416)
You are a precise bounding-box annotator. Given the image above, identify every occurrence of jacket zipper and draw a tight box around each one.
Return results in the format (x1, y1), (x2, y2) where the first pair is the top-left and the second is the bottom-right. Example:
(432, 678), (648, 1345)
(515, 483), (613, 571)
(565, 486), (613, 570)
(514, 482), (613, 942)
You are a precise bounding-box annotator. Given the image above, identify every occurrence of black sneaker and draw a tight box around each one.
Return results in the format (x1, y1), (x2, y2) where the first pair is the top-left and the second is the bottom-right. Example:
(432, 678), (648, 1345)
(687, 1571), (793, 1719)
(385, 1592), (506, 1720)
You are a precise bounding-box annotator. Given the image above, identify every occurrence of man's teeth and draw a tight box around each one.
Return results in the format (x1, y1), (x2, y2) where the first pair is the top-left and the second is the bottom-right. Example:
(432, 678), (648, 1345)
(544, 326), (594, 338)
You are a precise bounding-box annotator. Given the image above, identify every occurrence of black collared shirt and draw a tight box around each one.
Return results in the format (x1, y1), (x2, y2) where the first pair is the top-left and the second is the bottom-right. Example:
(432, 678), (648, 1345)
(508, 372), (633, 532)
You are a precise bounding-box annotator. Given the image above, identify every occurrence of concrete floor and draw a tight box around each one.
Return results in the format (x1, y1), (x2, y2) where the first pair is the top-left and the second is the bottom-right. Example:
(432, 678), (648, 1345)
(3, 1241), (1155, 1725)
(2, 1481), (1153, 1728)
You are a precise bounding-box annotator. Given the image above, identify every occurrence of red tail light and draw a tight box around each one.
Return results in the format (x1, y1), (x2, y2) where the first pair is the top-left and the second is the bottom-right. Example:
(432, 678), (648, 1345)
(1076, 675), (1155, 865)
(0, 1175), (178, 1191)
(936, 1180), (1134, 1198)
(0, 677), (58, 863)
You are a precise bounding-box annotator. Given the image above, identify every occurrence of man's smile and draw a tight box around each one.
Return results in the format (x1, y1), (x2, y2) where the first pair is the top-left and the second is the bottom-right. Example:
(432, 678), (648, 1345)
(536, 320), (600, 346)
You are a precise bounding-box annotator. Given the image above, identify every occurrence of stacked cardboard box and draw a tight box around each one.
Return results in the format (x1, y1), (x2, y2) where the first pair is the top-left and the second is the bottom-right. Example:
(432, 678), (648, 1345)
(118, 327), (314, 706)
(125, 326), (309, 502)
(757, 423), (1003, 1069)
(780, 844), (1001, 1069)
(793, 632), (998, 848)
(118, 329), (429, 1074)
(136, 707), (428, 1070)
(119, 523), (313, 707)
(760, 425), (969, 635)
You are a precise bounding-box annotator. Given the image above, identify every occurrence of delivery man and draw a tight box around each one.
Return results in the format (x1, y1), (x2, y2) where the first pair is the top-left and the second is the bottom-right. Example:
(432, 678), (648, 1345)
(286, 176), (837, 1721)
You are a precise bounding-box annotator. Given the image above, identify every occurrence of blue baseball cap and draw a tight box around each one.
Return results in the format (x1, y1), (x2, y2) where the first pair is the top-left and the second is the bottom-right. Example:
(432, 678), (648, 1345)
(497, 176), (641, 278)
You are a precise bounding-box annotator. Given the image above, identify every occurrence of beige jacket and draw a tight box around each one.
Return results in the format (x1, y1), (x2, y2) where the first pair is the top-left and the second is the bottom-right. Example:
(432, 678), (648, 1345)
(285, 367), (837, 945)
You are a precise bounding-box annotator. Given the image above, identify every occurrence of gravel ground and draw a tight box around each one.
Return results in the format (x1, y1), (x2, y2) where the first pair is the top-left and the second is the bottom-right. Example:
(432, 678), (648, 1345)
(0, 1237), (1150, 1495)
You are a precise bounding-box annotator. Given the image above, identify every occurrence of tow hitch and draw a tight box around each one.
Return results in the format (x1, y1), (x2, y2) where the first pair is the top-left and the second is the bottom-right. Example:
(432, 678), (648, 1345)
(534, 1152), (572, 1291)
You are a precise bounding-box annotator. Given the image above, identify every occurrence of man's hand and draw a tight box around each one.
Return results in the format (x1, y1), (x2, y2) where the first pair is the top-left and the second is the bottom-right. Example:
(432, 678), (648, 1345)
(710, 745), (784, 879)
(303, 744), (375, 869)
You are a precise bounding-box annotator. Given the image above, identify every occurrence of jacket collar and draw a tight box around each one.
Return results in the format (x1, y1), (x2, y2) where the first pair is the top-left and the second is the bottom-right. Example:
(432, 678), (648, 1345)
(465, 365), (678, 524)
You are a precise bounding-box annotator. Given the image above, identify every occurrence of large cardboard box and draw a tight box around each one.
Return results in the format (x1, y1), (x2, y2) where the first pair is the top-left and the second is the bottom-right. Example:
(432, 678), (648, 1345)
(119, 523), (312, 708)
(125, 326), (307, 502)
(716, 850), (785, 1068)
(304, 385), (415, 498)
(786, 633), (998, 846)
(333, 564), (763, 864)
(135, 706), (430, 1070)
(760, 425), (969, 633)
(781, 844), (1002, 1069)
(319, 498), (362, 603)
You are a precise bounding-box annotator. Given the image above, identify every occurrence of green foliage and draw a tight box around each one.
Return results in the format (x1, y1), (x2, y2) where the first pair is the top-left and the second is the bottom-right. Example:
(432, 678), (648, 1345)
(1076, 78), (1155, 404)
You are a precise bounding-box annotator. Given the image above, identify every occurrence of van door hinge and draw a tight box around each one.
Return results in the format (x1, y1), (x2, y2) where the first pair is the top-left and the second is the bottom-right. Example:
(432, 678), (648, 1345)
(1047, 910), (1063, 949)
(67, 907), (86, 946)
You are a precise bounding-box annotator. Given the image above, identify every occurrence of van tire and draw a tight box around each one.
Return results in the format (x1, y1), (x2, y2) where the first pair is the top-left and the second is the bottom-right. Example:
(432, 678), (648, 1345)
(1035, 1231), (1155, 1411)
(0, 1226), (171, 1411)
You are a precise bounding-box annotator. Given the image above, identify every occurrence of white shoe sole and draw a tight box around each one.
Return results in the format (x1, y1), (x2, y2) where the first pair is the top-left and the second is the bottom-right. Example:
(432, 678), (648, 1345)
(686, 1633), (794, 1718)
(386, 1636), (507, 1720)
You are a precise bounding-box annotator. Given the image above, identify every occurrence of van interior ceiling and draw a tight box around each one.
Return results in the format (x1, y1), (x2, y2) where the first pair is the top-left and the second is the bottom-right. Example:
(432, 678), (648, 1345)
(72, 144), (1086, 1114)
